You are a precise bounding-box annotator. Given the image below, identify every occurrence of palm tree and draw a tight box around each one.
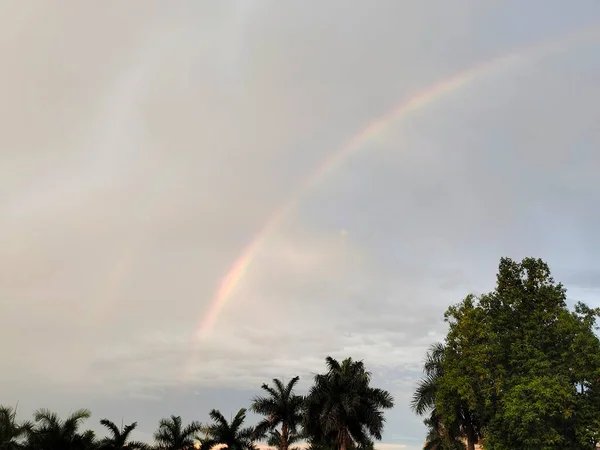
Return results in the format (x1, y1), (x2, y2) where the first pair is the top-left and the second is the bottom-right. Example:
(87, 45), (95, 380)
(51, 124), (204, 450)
(27, 408), (95, 450)
(303, 356), (394, 450)
(153, 415), (201, 450)
(98, 419), (148, 450)
(265, 430), (301, 450)
(411, 343), (472, 450)
(0, 405), (32, 450)
(422, 411), (465, 450)
(250, 376), (304, 450)
(411, 342), (445, 416)
(199, 408), (255, 450)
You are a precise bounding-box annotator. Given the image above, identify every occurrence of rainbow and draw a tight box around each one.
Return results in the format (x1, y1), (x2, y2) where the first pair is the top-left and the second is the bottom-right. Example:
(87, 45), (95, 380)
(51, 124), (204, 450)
(191, 23), (600, 340)
(179, 22), (600, 380)
(192, 52), (524, 342)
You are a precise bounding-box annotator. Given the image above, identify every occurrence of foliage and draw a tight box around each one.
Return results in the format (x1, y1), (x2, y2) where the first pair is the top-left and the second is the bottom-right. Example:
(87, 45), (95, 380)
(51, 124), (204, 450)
(304, 356), (394, 450)
(97, 419), (149, 450)
(411, 344), (469, 449)
(0, 405), (32, 450)
(199, 408), (255, 450)
(415, 257), (600, 450)
(250, 376), (304, 450)
(422, 412), (465, 450)
(0, 357), (391, 450)
(27, 408), (95, 450)
(266, 430), (302, 450)
(153, 415), (202, 450)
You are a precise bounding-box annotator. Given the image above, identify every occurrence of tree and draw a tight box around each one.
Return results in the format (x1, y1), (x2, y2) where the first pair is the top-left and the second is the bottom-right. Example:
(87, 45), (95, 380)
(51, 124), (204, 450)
(153, 415), (201, 450)
(199, 408), (256, 450)
(422, 412), (465, 450)
(435, 257), (600, 449)
(0, 405), (32, 450)
(97, 419), (148, 450)
(303, 356), (394, 450)
(27, 408), (95, 450)
(265, 430), (302, 450)
(250, 376), (304, 450)
(411, 344), (468, 449)
(412, 343), (445, 416)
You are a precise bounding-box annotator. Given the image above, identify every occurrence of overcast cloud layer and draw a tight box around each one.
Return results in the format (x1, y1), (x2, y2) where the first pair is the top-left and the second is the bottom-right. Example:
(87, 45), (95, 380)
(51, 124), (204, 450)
(1, 1), (600, 448)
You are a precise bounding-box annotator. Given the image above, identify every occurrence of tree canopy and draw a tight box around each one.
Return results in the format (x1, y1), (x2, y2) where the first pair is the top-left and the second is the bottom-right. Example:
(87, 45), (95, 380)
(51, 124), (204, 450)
(414, 257), (600, 449)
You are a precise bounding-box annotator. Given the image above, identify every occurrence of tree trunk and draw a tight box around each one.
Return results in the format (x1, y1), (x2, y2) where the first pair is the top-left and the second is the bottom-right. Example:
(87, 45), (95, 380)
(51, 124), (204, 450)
(464, 416), (477, 450)
(281, 423), (289, 450)
(340, 437), (347, 450)
(465, 426), (476, 450)
(339, 429), (348, 450)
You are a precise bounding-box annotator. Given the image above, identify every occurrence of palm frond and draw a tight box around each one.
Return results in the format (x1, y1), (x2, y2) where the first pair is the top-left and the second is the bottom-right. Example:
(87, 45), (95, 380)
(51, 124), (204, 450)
(231, 409), (247, 432)
(411, 374), (438, 416)
(128, 439), (151, 450)
(208, 410), (228, 428)
(63, 408), (92, 435)
(100, 418), (121, 439)
(252, 419), (272, 440)
(182, 421), (203, 437)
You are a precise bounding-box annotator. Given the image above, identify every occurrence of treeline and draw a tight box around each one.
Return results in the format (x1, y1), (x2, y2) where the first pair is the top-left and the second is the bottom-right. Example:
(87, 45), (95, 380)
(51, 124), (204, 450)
(6, 256), (596, 450)
(412, 257), (600, 450)
(0, 357), (393, 450)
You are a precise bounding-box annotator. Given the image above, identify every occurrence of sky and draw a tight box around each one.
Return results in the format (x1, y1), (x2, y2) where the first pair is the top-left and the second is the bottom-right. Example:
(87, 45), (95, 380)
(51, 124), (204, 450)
(1, 1), (600, 448)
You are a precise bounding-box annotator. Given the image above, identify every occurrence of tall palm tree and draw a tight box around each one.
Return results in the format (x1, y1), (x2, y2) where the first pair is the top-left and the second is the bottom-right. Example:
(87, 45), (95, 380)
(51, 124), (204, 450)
(199, 408), (255, 450)
(27, 408), (95, 450)
(0, 405), (32, 450)
(303, 356), (394, 450)
(153, 415), (201, 450)
(98, 419), (148, 450)
(250, 376), (304, 450)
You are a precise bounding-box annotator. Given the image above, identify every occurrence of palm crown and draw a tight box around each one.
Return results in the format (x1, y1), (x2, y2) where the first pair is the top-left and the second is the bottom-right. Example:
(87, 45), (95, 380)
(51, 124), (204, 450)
(0, 405), (33, 450)
(250, 376), (304, 450)
(97, 419), (148, 450)
(28, 408), (95, 450)
(153, 415), (202, 450)
(199, 408), (255, 450)
(304, 357), (394, 450)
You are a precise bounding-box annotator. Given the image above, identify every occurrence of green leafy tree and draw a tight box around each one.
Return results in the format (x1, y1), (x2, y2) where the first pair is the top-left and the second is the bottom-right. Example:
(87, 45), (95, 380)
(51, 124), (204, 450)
(0, 405), (32, 450)
(97, 419), (148, 450)
(303, 356), (394, 450)
(27, 408), (95, 450)
(436, 257), (600, 449)
(198, 408), (255, 450)
(153, 415), (201, 450)
(250, 376), (304, 450)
